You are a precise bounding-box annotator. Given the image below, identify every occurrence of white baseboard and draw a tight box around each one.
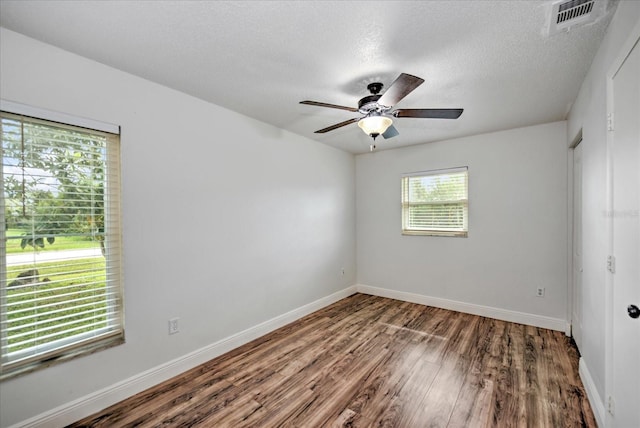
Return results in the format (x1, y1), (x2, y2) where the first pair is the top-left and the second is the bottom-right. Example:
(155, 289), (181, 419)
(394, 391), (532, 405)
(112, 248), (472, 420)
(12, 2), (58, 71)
(579, 357), (605, 427)
(356, 284), (569, 332)
(11, 285), (358, 428)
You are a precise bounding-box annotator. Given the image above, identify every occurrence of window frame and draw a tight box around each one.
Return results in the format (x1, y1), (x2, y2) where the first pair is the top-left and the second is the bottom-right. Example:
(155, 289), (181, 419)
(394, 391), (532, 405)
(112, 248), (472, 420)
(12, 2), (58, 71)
(0, 100), (124, 380)
(401, 166), (469, 237)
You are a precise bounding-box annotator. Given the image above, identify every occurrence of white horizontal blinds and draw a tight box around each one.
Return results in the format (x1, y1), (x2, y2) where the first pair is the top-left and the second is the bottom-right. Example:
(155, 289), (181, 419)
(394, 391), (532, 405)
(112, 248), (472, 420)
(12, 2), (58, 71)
(0, 100), (120, 134)
(402, 167), (468, 236)
(0, 111), (123, 377)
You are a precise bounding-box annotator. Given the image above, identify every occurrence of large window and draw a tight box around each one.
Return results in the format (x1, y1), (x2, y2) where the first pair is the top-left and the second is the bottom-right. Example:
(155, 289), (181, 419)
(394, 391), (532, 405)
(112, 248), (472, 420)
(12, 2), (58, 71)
(1, 103), (123, 379)
(401, 167), (468, 237)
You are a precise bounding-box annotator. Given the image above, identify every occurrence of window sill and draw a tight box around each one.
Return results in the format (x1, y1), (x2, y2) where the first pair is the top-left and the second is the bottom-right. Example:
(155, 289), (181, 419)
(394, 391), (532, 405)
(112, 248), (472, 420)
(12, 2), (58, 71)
(402, 230), (468, 238)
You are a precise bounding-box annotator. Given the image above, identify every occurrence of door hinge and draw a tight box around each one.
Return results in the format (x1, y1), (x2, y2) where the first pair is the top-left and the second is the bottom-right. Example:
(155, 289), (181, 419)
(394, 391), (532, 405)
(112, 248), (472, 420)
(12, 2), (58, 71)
(607, 113), (614, 131)
(608, 395), (615, 415)
(607, 255), (616, 273)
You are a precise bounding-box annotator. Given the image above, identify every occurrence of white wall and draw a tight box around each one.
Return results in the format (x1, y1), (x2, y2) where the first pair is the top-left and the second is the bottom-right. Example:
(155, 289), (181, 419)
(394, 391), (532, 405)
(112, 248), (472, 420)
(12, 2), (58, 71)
(0, 28), (356, 427)
(356, 122), (568, 321)
(566, 0), (640, 409)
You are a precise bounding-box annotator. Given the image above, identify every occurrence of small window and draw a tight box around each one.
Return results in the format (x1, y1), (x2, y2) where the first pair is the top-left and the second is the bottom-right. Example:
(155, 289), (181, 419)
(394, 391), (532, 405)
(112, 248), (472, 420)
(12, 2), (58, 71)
(401, 167), (468, 237)
(1, 104), (123, 379)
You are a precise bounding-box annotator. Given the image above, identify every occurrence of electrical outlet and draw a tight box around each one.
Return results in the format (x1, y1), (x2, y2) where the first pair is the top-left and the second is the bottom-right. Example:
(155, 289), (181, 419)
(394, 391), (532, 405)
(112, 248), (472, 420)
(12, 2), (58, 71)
(168, 317), (180, 335)
(536, 287), (545, 297)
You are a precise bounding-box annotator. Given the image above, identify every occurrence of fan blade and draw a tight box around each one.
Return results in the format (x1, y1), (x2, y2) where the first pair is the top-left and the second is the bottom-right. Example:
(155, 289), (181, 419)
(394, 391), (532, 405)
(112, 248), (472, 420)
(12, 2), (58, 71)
(314, 118), (360, 133)
(377, 73), (425, 107)
(382, 125), (399, 139)
(393, 108), (463, 119)
(300, 100), (358, 112)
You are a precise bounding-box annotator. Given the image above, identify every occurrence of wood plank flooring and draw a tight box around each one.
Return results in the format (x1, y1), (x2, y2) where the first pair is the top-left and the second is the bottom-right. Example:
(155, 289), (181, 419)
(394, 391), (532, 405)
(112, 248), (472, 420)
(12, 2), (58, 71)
(68, 294), (596, 427)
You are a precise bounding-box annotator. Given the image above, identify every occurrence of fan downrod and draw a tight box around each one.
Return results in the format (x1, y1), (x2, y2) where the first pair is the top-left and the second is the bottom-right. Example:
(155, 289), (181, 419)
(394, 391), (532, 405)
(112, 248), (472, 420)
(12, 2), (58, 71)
(359, 83), (386, 113)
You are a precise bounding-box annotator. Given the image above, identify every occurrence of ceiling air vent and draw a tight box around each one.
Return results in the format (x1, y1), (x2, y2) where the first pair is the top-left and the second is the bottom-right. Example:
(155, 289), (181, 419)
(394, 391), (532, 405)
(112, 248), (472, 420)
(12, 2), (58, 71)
(557, 0), (594, 24)
(547, 0), (604, 35)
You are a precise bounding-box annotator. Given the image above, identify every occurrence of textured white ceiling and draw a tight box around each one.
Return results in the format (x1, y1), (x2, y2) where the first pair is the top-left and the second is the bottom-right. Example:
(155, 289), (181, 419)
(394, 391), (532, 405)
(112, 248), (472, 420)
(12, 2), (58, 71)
(0, 0), (615, 153)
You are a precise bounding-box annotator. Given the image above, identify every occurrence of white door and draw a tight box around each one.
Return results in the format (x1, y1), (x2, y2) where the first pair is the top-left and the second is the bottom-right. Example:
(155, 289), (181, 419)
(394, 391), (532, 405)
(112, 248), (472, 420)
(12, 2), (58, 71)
(572, 142), (583, 351)
(610, 35), (640, 428)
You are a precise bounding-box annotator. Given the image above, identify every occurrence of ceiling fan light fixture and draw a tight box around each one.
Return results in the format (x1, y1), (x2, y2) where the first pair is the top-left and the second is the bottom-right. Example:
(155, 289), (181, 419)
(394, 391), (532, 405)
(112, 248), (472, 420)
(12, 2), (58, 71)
(358, 115), (393, 137)
(301, 73), (463, 141)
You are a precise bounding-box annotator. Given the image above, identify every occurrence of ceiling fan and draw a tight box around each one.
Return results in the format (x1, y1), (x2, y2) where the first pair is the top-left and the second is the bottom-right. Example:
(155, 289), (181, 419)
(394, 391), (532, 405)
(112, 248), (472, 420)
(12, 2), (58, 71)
(300, 73), (463, 149)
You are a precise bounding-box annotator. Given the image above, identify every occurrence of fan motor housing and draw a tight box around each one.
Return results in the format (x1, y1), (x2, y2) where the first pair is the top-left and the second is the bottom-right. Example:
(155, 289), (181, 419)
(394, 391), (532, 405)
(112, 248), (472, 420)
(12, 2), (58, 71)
(358, 94), (384, 114)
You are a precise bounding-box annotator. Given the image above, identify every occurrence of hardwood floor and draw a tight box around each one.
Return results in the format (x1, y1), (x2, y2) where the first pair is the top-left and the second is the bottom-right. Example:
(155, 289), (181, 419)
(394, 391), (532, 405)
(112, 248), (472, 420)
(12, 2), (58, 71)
(68, 294), (596, 427)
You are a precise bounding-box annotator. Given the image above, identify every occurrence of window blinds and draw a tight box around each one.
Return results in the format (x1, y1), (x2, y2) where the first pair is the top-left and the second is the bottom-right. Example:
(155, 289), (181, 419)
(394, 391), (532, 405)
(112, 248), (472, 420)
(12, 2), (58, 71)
(1, 111), (123, 378)
(401, 167), (468, 237)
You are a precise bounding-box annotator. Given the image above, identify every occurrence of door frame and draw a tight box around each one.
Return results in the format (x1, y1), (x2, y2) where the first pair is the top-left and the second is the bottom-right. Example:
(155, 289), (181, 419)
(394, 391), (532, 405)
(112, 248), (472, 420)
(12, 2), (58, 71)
(567, 130), (582, 342)
(605, 19), (640, 426)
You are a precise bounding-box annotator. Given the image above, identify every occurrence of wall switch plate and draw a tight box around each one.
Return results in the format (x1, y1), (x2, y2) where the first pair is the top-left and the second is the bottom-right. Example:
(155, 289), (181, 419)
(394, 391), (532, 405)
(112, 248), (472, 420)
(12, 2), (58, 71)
(168, 317), (180, 335)
(536, 287), (545, 297)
